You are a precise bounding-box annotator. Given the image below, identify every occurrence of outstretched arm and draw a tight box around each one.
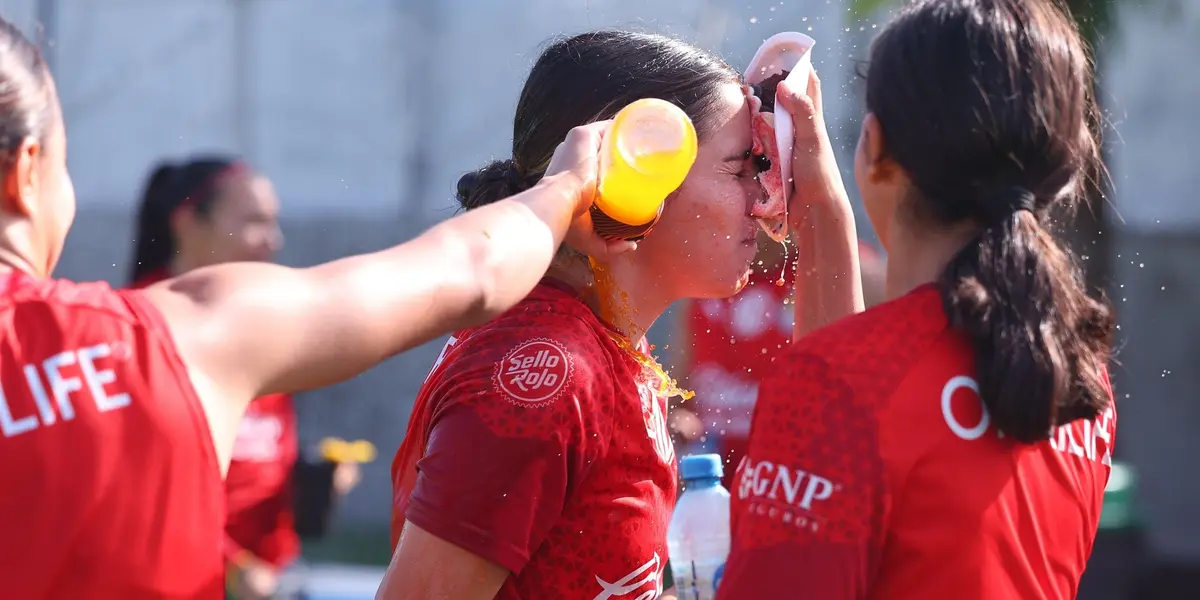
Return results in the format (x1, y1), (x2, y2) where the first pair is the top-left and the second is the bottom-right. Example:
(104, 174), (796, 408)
(142, 122), (622, 401)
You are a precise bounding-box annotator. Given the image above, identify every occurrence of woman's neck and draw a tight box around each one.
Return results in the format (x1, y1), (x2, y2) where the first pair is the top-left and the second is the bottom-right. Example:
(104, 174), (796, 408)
(0, 252), (40, 278)
(0, 225), (48, 278)
(549, 254), (674, 348)
(884, 221), (979, 300)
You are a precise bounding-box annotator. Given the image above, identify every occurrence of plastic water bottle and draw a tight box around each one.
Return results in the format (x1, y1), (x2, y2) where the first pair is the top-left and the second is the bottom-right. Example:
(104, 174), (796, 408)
(668, 454), (731, 600)
(592, 98), (698, 241)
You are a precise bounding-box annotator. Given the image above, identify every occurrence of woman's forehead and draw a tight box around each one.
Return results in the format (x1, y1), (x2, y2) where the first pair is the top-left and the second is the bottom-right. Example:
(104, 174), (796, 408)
(702, 84), (753, 153)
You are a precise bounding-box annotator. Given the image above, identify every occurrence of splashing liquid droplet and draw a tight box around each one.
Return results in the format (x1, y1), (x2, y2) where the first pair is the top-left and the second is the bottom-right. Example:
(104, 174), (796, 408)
(775, 240), (789, 287)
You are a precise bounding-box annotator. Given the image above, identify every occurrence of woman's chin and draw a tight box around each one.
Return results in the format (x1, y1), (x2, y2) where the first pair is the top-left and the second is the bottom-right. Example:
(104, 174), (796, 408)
(717, 268), (754, 298)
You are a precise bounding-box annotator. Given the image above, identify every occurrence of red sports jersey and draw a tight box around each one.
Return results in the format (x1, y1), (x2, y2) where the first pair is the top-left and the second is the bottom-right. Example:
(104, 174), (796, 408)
(391, 279), (677, 599)
(717, 284), (1114, 600)
(0, 270), (225, 599)
(686, 266), (793, 487)
(224, 393), (299, 568)
(132, 267), (301, 570)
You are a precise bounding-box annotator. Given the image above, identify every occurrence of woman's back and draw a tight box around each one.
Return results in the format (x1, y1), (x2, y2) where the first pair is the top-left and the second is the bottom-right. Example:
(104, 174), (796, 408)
(721, 285), (1113, 600)
(0, 273), (224, 599)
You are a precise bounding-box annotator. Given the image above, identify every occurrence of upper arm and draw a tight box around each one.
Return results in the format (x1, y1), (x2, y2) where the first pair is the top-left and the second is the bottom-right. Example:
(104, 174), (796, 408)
(376, 521), (509, 600)
(718, 349), (887, 600)
(139, 229), (482, 401)
(395, 325), (606, 575)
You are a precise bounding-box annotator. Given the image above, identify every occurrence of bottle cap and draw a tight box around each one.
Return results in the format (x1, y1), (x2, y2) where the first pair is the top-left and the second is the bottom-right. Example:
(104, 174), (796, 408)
(680, 453), (724, 481)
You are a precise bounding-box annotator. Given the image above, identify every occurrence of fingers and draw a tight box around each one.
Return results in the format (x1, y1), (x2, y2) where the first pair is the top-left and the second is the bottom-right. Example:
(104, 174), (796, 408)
(571, 233), (638, 260)
(775, 80), (817, 122)
(546, 120), (612, 175)
(805, 69), (823, 113)
(569, 237), (636, 261)
(563, 210), (638, 261)
(564, 119), (612, 154)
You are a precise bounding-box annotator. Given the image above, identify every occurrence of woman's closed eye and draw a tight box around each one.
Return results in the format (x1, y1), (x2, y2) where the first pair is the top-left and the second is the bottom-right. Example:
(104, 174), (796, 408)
(752, 153), (772, 174)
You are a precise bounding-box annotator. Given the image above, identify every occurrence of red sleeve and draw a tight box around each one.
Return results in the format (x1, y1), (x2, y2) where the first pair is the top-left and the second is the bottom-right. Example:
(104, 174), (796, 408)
(717, 349), (888, 600)
(403, 323), (610, 574)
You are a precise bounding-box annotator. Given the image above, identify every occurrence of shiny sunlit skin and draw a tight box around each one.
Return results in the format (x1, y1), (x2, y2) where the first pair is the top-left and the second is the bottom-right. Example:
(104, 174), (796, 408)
(0, 92), (627, 476)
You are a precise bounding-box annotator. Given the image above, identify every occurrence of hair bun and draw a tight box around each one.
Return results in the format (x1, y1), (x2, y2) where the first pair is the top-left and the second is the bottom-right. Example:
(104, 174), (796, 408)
(456, 159), (535, 210)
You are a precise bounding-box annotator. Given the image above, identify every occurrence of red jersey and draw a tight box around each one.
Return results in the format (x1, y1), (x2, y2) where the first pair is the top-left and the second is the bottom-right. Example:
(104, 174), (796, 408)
(717, 284), (1114, 600)
(0, 271), (225, 599)
(391, 280), (677, 599)
(131, 269), (300, 570)
(223, 393), (299, 568)
(686, 266), (793, 485)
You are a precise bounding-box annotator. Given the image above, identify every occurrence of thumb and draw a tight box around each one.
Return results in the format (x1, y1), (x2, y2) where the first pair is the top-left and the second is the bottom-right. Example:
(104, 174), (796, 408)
(776, 80), (827, 146)
(775, 80), (817, 124)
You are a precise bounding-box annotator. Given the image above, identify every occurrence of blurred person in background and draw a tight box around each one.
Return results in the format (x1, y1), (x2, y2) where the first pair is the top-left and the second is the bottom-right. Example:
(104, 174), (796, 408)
(718, 0), (1116, 598)
(669, 236), (886, 487)
(126, 156), (363, 600)
(0, 12), (626, 595)
(381, 30), (861, 600)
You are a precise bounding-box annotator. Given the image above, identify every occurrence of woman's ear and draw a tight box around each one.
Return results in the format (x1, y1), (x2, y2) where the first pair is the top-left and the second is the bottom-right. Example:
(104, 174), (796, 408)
(2, 137), (41, 218)
(859, 113), (893, 185)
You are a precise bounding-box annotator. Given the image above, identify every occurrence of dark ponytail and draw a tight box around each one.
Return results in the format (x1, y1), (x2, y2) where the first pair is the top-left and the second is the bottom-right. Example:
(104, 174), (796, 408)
(128, 163), (180, 284)
(939, 191), (1113, 442)
(455, 159), (536, 211)
(127, 155), (243, 285)
(866, 0), (1114, 443)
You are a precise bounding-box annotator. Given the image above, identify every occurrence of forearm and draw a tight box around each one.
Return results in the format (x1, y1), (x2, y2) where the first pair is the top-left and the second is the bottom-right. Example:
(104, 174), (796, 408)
(257, 175), (580, 391)
(792, 202), (863, 339)
(447, 172), (583, 321)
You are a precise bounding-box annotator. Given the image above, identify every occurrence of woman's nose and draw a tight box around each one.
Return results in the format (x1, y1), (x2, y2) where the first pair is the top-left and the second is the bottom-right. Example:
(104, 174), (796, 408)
(746, 181), (767, 214)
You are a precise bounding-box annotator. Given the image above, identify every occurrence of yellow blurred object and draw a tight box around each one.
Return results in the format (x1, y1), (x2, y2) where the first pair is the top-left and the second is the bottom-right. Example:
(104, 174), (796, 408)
(594, 98), (698, 229)
(318, 437), (377, 464)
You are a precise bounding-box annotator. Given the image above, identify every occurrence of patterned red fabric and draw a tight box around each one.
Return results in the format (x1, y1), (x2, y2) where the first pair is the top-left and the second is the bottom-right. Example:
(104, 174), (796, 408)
(717, 284), (1114, 600)
(392, 279), (678, 599)
(129, 269), (299, 569)
(0, 271), (224, 598)
(685, 265), (793, 487)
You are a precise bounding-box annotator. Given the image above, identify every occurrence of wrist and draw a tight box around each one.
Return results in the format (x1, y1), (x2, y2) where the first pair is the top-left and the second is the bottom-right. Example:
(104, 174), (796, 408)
(535, 171), (591, 216)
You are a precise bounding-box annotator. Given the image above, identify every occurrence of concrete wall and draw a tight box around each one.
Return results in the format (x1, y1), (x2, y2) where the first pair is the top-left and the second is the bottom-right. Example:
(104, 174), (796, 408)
(1103, 0), (1200, 565)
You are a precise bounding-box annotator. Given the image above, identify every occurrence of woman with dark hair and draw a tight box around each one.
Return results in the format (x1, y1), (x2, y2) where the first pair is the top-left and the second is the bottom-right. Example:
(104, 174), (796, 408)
(381, 30), (861, 600)
(0, 14), (625, 597)
(718, 0), (1115, 598)
(127, 157), (359, 600)
(128, 156), (281, 287)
